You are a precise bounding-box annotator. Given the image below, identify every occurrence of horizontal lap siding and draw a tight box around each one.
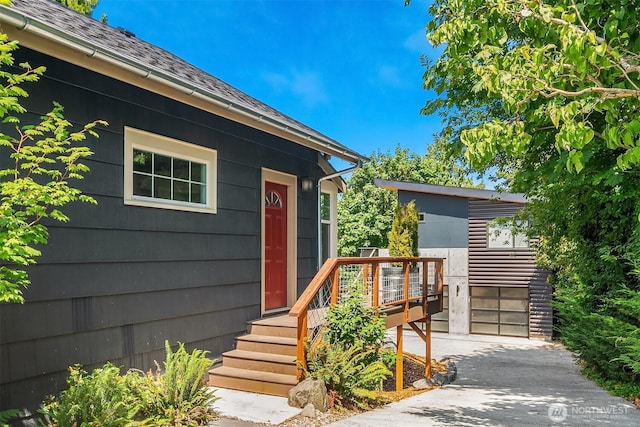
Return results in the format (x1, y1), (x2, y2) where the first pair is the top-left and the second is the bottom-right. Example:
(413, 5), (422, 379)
(469, 200), (536, 288)
(528, 269), (553, 338)
(0, 48), (320, 409)
(468, 200), (552, 338)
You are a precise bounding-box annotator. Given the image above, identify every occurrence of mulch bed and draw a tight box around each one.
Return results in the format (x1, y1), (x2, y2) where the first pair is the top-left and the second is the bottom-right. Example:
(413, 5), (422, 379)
(383, 354), (432, 391)
(275, 354), (450, 426)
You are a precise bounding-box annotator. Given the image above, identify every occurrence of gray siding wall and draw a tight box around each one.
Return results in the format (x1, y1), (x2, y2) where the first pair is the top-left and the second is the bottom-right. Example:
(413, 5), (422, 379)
(0, 48), (322, 409)
(398, 191), (469, 333)
(399, 193), (468, 248)
(468, 200), (552, 338)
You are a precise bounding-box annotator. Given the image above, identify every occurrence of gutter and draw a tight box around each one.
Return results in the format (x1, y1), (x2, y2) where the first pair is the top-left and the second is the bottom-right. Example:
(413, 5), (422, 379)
(0, 5), (368, 165)
(317, 160), (363, 269)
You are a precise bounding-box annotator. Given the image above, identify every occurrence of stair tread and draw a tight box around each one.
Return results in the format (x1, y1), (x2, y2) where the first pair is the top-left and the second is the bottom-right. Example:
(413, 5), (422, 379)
(223, 349), (296, 364)
(237, 334), (297, 345)
(209, 366), (297, 385)
(250, 316), (297, 328)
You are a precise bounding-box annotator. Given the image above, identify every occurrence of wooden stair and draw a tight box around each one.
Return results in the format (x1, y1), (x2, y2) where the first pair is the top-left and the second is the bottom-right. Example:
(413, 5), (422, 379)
(208, 315), (298, 396)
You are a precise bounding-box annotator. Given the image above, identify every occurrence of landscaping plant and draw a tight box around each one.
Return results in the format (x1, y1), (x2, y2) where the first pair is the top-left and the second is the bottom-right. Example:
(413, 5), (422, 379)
(0, 409), (22, 427)
(139, 341), (217, 426)
(0, 30), (105, 304)
(305, 340), (391, 408)
(40, 363), (148, 427)
(305, 283), (393, 408)
(41, 341), (217, 426)
(387, 200), (419, 261)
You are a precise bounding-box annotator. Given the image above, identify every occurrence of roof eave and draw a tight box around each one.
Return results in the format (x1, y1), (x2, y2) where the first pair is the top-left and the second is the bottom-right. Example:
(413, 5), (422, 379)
(0, 5), (367, 165)
(375, 179), (528, 204)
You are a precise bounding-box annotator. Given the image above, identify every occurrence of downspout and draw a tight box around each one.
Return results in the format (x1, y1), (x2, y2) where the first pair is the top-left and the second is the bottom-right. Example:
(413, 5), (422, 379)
(317, 160), (363, 270)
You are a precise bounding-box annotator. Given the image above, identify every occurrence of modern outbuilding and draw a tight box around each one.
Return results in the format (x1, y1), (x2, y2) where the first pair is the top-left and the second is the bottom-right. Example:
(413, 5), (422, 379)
(375, 179), (552, 340)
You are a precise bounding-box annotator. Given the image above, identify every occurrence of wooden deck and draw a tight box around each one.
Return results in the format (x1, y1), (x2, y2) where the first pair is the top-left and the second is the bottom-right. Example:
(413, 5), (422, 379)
(209, 256), (445, 396)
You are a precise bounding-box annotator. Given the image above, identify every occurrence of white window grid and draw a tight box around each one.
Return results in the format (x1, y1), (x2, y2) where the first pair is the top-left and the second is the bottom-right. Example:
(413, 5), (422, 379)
(132, 149), (207, 205)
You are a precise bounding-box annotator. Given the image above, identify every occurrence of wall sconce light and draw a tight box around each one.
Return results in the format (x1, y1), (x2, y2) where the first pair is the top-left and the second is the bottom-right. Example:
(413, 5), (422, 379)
(301, 177), (314, 192)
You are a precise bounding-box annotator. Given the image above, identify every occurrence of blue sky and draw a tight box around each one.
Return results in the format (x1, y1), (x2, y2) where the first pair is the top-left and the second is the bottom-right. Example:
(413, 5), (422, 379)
(94, 0), (442, 166)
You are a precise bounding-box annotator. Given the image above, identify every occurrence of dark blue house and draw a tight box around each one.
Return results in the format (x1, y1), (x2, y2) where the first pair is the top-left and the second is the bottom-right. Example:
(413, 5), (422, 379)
(0, 0), (365, 410)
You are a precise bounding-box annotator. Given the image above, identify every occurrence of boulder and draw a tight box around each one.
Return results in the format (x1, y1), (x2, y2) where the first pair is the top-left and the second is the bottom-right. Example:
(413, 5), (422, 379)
(287, 378), (328, 412)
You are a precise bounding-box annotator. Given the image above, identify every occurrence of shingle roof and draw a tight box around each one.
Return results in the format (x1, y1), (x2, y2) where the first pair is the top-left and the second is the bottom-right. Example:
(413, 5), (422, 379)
(1, 0), (366, 163)
(375, 179), (527, 203)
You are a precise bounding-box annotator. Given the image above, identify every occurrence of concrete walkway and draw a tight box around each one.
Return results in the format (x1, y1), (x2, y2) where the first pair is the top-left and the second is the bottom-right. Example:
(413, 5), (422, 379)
(328, 332), (640, 426)
(211, 331), (640, 426)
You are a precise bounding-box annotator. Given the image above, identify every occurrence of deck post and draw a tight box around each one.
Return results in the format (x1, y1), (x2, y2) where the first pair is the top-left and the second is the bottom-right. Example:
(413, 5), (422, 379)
(330, 267), (339, 305)
(403, 261), (410, 322)
(363, 263), (369, 295)
(396, 324), (403, 391)
(372, 261), (379, 307)
(425, 315), (432, 378)
(422, 260), (429, 313)
(437, 260), (444, 312)
(296, 309), (308, 380)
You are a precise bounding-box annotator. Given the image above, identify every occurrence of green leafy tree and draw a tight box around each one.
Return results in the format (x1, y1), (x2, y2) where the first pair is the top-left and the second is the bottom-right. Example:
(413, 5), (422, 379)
(0, 34), (105, 303)
(388, 200), (419, 259)
(419, 0), (640, 396)
(425, 0), (640, 173)
(55, 0), (99, 16)
(337, 141), (473, 256)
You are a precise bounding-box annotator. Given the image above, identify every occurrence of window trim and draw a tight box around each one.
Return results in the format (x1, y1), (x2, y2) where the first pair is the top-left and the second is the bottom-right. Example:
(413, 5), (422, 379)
(418, 212), (426, 223)
(320, 181), (338, 259)
(124, 127), (217, 214)
(486, 218), (529, 249)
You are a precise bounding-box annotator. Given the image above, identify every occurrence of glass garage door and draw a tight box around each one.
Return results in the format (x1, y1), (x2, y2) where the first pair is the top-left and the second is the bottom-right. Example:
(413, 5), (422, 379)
(470, 286), (528, 337)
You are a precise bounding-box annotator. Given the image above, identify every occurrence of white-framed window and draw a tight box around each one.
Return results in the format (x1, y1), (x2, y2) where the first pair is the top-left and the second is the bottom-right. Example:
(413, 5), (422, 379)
(124, 127), (217, 214)
(320, 181), (338, 261)
(418, 212), (426, 223)
(487, 218), (529, 249)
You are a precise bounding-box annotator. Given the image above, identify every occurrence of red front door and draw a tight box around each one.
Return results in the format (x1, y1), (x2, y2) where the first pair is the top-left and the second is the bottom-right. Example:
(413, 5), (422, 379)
(264, 181), (288, 310)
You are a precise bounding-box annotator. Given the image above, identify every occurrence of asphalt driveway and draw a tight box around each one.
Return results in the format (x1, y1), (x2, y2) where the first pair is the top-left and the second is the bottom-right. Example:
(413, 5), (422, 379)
(327, 331), (640, 426)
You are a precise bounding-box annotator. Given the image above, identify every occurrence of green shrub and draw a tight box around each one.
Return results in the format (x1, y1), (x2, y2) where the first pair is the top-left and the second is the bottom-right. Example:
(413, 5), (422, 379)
(388, 200), (418, 260)
(325, 282), (395, 365)
(305, 339), (391, 408)
(1, 409), (22, 427)
(41, 363), (147, 427)
(139, 341), (217, 426)
(616, 334), (640, 376)
(325, 283), (386, 349)
(555, 288), (640, 399)
(306, 283), (393, 408)
(41, 341), (217, 427)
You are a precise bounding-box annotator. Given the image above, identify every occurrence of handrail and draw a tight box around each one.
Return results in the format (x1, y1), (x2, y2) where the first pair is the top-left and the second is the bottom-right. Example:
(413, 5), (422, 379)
(289, 256), (445, 378)
(289, 257), (339, 317)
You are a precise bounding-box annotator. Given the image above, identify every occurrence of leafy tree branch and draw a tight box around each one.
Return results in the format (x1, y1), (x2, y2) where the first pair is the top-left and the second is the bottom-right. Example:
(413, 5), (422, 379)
(0, 34), (106, 303)
(426, 0), (640, 171)
(419, 0), (640, 397)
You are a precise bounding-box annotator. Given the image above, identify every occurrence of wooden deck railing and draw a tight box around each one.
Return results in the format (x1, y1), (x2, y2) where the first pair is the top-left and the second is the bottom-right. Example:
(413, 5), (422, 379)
(289, 257), (444, 380)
